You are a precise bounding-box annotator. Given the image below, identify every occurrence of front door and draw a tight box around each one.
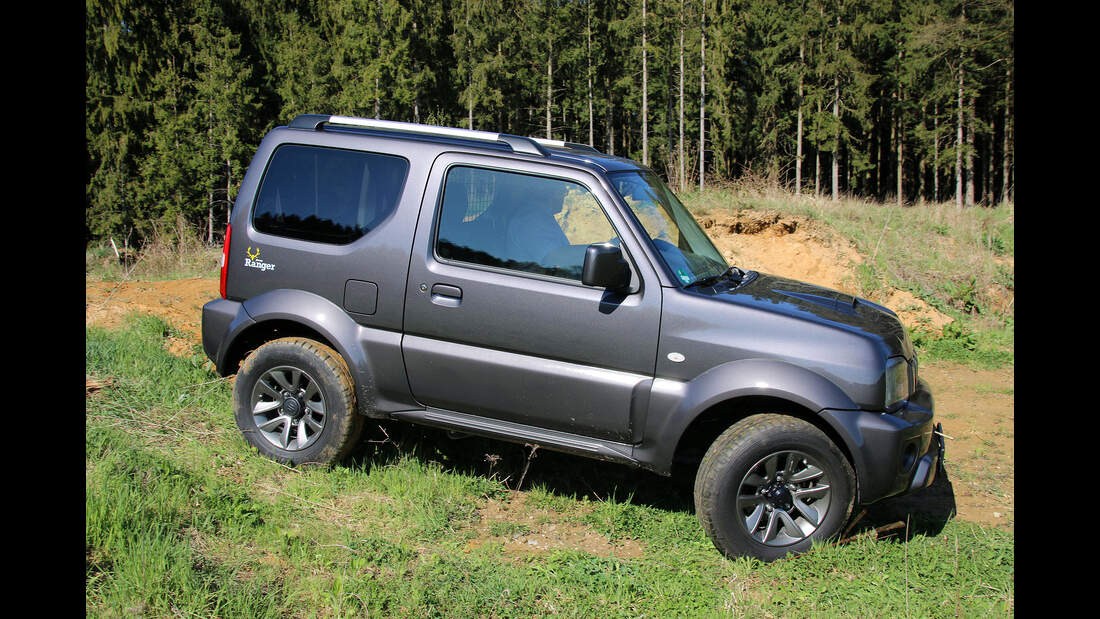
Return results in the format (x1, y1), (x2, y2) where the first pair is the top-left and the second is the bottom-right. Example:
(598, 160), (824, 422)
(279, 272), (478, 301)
(401, 154), (662, 442)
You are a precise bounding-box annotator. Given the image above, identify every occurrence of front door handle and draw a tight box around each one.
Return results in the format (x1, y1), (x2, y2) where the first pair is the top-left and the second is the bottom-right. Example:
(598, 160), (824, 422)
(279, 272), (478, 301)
(430, 283), (462, 307)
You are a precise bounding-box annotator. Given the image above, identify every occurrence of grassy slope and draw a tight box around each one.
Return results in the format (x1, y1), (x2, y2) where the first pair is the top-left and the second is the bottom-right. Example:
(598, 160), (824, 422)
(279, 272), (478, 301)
(87, 315), (1014, 617)
(679, 187), (1014, 368)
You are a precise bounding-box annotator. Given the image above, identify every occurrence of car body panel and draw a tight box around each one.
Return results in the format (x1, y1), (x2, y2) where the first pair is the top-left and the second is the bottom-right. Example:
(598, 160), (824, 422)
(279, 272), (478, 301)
(201, 116), (938, 509)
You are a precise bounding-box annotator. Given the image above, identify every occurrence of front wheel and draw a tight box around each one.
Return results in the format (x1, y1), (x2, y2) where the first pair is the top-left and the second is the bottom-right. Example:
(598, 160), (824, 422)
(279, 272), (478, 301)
(232, 337), (364, 465)
(694, 414), (855, 562)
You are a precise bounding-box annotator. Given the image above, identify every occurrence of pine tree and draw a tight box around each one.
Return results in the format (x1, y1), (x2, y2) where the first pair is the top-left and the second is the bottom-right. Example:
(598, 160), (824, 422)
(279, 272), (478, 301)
(191, 0), (258, 243)
(273, 5), (336, 120)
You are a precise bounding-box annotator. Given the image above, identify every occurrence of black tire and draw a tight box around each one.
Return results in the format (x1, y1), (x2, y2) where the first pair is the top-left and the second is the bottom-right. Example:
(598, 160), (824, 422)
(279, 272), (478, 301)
(694, 414), (855, 562)
(233, 337), (364, 465)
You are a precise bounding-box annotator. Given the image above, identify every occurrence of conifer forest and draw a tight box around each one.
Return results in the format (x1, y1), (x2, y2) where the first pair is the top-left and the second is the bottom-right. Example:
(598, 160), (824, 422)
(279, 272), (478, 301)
(86, 0), (1014, 247)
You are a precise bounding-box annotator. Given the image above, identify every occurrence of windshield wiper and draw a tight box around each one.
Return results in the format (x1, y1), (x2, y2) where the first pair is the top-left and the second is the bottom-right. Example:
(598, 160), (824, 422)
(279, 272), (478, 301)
(685, 265), (745, 289)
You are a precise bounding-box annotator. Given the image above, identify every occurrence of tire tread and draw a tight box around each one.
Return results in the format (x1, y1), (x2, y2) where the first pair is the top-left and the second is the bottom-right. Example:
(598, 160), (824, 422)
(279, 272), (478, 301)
(234, 337), (364, 465)
(694, 413), (854, 561)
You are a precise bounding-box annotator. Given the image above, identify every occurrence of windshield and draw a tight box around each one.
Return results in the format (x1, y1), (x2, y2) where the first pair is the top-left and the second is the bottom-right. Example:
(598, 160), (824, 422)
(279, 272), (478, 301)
(608, 171), (729, 286)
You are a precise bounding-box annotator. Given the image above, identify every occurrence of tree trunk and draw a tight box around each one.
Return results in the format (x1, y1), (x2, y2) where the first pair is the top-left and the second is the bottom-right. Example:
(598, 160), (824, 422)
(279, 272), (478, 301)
(607, 69), (615, 155)
(678, 0), (685, 192)
(918, 155), (925, 204)
(699, 2), (706, 192)
(990, 134), (998, 204)
(933, 101), (939, 203)
(965, 96), (975, 206)
(587, 4), (594, 147)
(832, 77), (839, 201)
(642, 0), (649, 167)
(466, 1), (473, 129)
(546, 34), (553, 139)
(955, 65), (963, 209)
(1002, 66), (1011, 203)
(796, 42), (804, 197)
(226, 158), (232, 227)
(375, 0), (382, 117)
(832, 12), (840, 202)
(412, 19), (420, 124)
(815, 147), (821, 199)
(896, 62), (903, 207)
(814, 101), (822, 199)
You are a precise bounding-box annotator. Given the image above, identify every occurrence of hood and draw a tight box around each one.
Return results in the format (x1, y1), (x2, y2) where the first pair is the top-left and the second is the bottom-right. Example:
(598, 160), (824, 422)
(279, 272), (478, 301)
(703, 271), (914, 360)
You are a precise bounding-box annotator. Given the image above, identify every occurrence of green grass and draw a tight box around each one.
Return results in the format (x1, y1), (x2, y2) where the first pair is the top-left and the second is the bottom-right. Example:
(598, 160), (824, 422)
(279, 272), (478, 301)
(680, 185), (1014, 368)
(86, 314), (1014, 616)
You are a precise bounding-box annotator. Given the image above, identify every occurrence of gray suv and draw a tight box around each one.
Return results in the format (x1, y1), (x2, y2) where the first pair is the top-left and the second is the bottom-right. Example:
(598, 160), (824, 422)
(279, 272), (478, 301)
(202, 114), (943, 561)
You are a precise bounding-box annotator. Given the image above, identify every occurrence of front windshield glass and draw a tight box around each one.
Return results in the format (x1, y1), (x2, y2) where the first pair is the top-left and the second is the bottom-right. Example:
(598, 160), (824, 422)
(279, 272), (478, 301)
(609, 171), (729, 286)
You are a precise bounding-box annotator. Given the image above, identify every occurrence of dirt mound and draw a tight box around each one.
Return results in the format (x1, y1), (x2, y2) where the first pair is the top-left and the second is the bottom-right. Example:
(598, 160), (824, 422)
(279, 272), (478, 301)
(700, 210), (804, 237)
(702, 210), (951, 332)
(86, 277), (217, 341)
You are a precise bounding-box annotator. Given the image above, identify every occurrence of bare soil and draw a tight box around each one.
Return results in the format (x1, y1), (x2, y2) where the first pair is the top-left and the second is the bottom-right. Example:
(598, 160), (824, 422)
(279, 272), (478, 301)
(85, 219), (1013, 542)
(463, 492), (645, 560)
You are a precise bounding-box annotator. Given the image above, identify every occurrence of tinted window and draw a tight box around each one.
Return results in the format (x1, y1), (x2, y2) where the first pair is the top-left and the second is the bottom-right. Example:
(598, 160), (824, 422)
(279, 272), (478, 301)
(436, 167), (617, 281)
(253, 144), (408, 244)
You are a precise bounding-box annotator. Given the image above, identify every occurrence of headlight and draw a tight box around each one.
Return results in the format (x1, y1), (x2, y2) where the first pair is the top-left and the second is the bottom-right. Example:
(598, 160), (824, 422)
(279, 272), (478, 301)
(884, 356), (910, 408)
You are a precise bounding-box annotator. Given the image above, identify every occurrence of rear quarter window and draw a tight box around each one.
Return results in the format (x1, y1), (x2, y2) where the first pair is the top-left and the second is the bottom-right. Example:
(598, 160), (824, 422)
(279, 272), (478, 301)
(252, 144), (409, 244)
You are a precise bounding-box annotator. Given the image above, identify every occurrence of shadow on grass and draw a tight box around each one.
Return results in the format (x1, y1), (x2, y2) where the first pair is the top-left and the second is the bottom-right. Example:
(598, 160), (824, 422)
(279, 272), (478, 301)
(347, 421), (960, 540)
(848, 465), (958, 541)
(346, 421), (696, 513)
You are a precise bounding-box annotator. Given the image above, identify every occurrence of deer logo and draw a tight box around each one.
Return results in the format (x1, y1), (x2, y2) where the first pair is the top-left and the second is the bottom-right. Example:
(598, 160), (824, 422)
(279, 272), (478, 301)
(246, 247), (260, 261)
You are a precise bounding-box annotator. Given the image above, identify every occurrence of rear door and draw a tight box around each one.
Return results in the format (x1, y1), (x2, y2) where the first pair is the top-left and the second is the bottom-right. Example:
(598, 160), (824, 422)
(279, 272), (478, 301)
(401, 153), (662, 442)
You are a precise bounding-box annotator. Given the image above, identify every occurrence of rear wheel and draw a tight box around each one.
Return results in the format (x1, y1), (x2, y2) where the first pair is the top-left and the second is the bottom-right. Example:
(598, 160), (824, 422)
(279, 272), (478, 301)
(694, 414), (855, 562)
(233, 338), (364, 465)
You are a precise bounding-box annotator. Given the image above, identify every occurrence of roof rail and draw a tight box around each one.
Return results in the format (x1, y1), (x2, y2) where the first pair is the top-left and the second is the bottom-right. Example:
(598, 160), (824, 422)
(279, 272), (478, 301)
(531, 138), (602, 154)
(289, 114), (548, 157)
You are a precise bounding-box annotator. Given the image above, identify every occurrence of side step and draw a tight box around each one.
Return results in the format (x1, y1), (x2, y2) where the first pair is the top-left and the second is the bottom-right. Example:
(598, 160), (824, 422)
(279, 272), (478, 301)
(390, 407), (640, 468)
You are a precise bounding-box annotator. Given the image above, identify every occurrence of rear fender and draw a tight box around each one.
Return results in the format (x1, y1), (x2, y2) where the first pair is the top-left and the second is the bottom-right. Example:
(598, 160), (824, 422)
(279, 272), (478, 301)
(238, 289), (412, 417)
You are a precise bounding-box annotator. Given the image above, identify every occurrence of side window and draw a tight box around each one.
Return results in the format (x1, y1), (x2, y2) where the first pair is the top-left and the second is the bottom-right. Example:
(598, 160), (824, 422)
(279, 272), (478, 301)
(252, 144), (409, 244)
(436, 166), (618, 282)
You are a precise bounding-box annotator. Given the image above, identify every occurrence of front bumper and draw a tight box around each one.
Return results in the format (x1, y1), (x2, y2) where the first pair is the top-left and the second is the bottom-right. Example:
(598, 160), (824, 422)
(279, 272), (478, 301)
(819, 377), (943, 505)
(909, 422), (945, 492)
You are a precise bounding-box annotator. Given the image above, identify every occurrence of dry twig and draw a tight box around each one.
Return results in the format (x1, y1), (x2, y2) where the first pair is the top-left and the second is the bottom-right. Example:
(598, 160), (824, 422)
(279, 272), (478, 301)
(514, 444), (540, 491)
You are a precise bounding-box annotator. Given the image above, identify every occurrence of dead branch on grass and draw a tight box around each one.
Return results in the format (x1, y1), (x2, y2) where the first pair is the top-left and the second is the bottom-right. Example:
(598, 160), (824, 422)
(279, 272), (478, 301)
(841, 509), (868, 539)
(86, 376), (116, 394)
(513, 444), (540, 492)
(484, 453), (502, 480)
(365, 424), (400, 453)
(180, 375), (232, 389)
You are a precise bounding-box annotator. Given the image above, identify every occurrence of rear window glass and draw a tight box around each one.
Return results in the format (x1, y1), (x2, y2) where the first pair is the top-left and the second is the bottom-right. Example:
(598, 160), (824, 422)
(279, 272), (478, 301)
(252, 144), (409, 244)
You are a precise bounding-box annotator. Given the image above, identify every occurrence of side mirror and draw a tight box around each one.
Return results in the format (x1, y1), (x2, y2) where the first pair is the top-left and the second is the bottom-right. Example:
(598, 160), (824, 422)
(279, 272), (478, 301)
(581, 243), (630, 290)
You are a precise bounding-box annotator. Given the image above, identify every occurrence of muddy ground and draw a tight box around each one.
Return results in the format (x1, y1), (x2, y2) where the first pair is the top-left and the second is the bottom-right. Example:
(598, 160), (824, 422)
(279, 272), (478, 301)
(85, 212), (1013, 535)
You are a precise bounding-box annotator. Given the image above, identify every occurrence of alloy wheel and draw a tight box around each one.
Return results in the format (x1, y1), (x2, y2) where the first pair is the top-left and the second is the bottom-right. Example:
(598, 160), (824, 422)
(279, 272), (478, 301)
(736, 450), (833, 546)
(250, 365), (327, 451)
